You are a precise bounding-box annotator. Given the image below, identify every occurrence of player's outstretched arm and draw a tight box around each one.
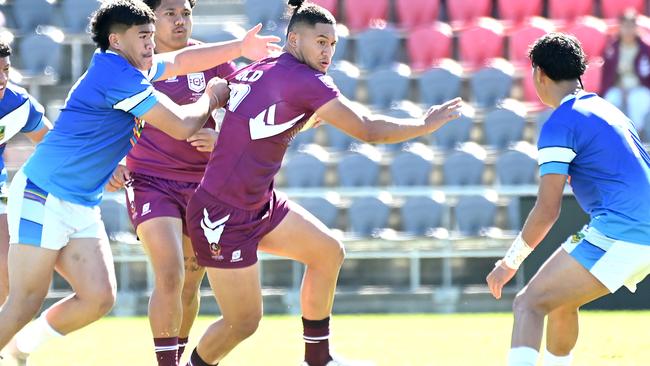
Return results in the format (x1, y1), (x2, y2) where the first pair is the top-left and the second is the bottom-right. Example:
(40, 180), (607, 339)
(141, 77), (230, 140)
(154, 24), (281, 81)
(486, 173), (567, 299)
(315, 96), (462, 144)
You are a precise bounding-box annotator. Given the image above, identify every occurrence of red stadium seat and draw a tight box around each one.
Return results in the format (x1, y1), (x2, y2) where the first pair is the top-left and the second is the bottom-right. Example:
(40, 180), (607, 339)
(447, 0), (491, 26)
(343, 0), (389, 32)
(509, 17), (555, 67)
(581, 58), (604, 93)
(310, 0), (338, 17)
(395, 0), (440, 30)
(566, 16), (608, 59)
(548, 0), (594, 24)
(406, 22), (453, 71)
(458, 18), (505, 69)
(601, 0), (644, 19)
(497, 0), (543, 25)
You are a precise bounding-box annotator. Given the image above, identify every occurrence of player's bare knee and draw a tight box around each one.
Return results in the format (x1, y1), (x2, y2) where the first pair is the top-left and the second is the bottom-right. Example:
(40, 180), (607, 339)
(513, 291), (552, 317)
(312, 237), (345, 269)
(156, 267), (184, 295)
(226, 313), (261, 341)
(180, 286), (200, 308)
(85, 282), (117, 317)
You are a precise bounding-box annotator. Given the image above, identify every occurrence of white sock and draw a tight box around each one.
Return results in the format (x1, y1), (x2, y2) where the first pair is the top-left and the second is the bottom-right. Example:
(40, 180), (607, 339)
(543, 349), (573, 366)
(508, 347), (539, 366)
(15, 311), (63, 354)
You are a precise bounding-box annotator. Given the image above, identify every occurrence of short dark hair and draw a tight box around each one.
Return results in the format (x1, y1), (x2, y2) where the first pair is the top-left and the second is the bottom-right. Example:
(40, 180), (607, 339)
(286, 0), (336, 38)
(0, 40), (11, 58)
(528, 32), (587, 81)
(142, 0), (196, 11)
(90, 0), (156, 51)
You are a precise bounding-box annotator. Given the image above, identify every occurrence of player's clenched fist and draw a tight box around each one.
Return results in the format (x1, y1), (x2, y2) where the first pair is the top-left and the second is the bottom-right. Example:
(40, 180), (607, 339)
(205, 77), (230, 111)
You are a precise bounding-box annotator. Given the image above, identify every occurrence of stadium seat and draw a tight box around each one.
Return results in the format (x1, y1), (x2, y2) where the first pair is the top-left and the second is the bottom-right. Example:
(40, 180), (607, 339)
(343, 0), (389, 31)
(355, 26), (400, 71)
(443, 142), (486, 186)
(582, 58), (604, 93)
(347, 196), (391, 237)
(17, 30), (64, 78)
(509, 17), (555, 68)
(323, 124), (355, 151)
(495, 142), (539, 185)
(310, 0), (338, 17)
(469, 59), (515, 108)
(395, 0), (440, 30)
(483, 100), (527, 149)
(298, 195), (340, 229)
(290, 127), (317, 150)
(454, 194), (498, 236)
(390, 142), (434, 186)
(192, 22), (247, 43)
(366, 64), (411, 109)
(328, 61), (360, 100)
(244, 0), (285, 27)
(601, 0), (644, 19)
(332, 24), (350, 61)
(430, 107), (474, 150)
(447, 0), (492, 25)
(337, 144), (381, 187)
(377, 102), (422, 152)
(497, 0), (542, 25)
(100, 197), (133, 240)
(548, 0), (594, 24)
(565, 16), (607, 60)
(12, 0), (57, 33)
(406, 22), (453, 71)
(284, 146), (328, 187)
(400, 194), (447, 236)
(458, 18), (505, 69)
(418, 59), (463, 106)
(61, 0), (98, 33)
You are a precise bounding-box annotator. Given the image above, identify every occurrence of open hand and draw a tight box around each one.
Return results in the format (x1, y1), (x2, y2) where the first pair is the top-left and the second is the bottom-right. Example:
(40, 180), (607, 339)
(188, 128), (219, 152)
(424, 97), (463, 131)
(241, 23), (283, 61)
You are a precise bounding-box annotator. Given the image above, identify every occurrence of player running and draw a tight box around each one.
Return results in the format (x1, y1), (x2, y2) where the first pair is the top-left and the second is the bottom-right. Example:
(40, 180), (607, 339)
(0, 0), (279, 364)
(183, 1), (462, 366)
(108, 0), (236, 365)
(0, 40), (52, 306)
(486, 33), (650, 366)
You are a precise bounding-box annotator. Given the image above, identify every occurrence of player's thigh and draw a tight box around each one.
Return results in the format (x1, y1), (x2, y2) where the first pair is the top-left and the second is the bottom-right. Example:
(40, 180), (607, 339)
(206, 264), (262, 322)
(517, 247), (609, 312)
(7, 244), (58, 300)
(138, 216), (185, 276)
(54, 237), (116, 299)
(0, 214), (8, 287)
(182, 234), (205, 292)
(259, 202), (343, 265)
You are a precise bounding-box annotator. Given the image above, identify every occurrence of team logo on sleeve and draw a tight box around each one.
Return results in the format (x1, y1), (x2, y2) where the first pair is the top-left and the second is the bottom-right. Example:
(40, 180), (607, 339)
(187, 72), (206, 93)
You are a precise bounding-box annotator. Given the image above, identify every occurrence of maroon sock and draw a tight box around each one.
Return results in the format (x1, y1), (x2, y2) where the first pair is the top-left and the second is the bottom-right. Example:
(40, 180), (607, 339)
(187, 349), (218, 366)
(177, 337), (189, 361)
(303, 316), (332, 366)
(154, 337), (178, 366)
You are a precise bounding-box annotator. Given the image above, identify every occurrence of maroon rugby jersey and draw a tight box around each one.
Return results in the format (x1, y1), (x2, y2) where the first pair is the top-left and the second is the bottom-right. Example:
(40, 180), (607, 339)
(126, 41), (237, 182)
(199, 52), (340, 209)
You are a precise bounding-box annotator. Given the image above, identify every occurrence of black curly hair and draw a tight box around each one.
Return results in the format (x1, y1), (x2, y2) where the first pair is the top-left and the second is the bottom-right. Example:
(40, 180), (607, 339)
(286, 0), (335, 39)
(90, 0), (156, 51)
(528, 32), (587, 84)
(0, 40), (11, 58)
(142, 0), (196, 11)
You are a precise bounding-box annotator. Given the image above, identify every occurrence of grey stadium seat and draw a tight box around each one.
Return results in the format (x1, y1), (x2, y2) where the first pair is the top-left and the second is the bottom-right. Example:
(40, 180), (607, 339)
(17, 31), (63, 77)
(289, 127), (317, 150)
(366, 64), (411, 109)
(12, 0), (57, 33)
(245, 0), (285, 27)
(192, 22), (247, 43)
(442, 142), (486, 186)
(100, 197), (133, 240)
(418, 60), (463, 106)
(347, 196), (391, 237)
(328, 61), (359, 100)
(390, 142), (434, 186)
(337, 144), (381, 187)
(298, 196), (339, 228)
(430, 108), (474, 150)
(355, 27), (400, 71)
(483, 103), (526, 149)
(323, 124), (354, 151)
(283, 145), (328, 188)
(454, 195), (498, 236)
(470, 60), (514, 108)
(400, 195), (447, 236)
(62, 0), (98, 33)
(495, 143), (538, 185)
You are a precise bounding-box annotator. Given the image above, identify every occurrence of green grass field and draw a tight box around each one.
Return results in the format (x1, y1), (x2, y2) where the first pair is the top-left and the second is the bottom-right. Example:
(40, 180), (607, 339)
(27, 312), (650, 366)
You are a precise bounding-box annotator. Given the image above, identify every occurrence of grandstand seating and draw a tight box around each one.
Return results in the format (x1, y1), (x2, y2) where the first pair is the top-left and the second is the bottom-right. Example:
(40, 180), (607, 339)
(454, 194), (498, 236)
(548, 0), (594, 23)
(298, 195), (340, 228)
(483, 101), (527, 148)
(600, 0), (645, 19)
(283, 145), (328, 187)
(442, 142), (486, 186)
(354, 26), (400, 71)
(12, 0), (57, 33)
(495, 143), (539, 185)
(332, 24), (350, 61)
(509, 17), (556, 68)
(565, 16), (608, 60)
(446, 0), (492, 25)
(309, 0), (338, 17)
(244, 0), (285, 27)
(347, 195), (391, 237)
(61, 0), (98, 33)
(395, 0), (440, 30)
(343, 0), (390, 31)
(192, 22), (247, 43)
(418, 59), (463, 106)
(17, 30), (64, 78)
(366, 64), (411, 108)
(458, 18), (505, 69)
(469, 60), (515, 108)
(328, 61), (360, 100)
(430, 109), (474, 150)
(497, 0), (543, 25)
(337, 144), (382, 187)
(406, 22), (453, 71)
(322, 124), (355, 151)
(400, 194), (447, 236)
(390, 142), (434, 186)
